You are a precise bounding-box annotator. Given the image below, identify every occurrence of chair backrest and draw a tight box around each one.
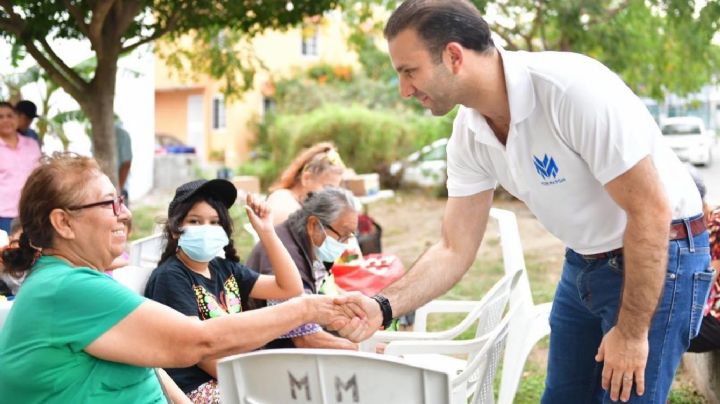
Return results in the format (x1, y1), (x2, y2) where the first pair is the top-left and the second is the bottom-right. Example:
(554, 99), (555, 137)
(459, 308), (516, 404)
(488, 208), (552, 404)
(128, 233), (164, 269)
(112, 265), (155, 295)
(0, 300), (13, 331)
(488, 208), (537, 313)
(411, 269), (521, 343)
(217, 348), (452, 404)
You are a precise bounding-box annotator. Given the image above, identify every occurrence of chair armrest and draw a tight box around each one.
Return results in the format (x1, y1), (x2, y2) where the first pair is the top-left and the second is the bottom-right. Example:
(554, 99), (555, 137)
(414, 300), (480, 332)
(384, 335), (491, 357)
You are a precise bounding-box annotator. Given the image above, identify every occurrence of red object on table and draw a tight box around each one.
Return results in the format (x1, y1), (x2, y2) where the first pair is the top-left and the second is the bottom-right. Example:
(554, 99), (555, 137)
(332, 253), (405, 296)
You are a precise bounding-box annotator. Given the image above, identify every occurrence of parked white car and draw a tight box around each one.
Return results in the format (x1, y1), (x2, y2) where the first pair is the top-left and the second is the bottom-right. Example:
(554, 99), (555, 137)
(389, 138), (448, 187)
(660, 117), (714, 166)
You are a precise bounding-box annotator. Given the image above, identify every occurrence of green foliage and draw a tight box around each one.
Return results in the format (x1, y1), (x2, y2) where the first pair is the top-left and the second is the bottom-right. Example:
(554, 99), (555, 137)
(668, 383), (708, 404)
(0, 0), (344, 182)
(478, 0), (720, 98)
(272, 63), (418, 115)
(342, 0), (720, 100)
(242, 104), (452, 189)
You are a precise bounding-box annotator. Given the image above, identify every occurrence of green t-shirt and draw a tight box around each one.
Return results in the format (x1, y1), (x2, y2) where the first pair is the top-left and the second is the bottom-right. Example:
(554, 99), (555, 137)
(0, 256), (165, 403)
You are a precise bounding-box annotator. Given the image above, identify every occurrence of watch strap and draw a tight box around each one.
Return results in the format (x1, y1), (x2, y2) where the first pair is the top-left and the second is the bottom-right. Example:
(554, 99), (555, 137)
(372, 294), (393, 330)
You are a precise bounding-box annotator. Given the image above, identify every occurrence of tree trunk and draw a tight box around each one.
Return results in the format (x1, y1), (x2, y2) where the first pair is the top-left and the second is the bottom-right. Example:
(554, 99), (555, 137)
(84, 53), (120, 187)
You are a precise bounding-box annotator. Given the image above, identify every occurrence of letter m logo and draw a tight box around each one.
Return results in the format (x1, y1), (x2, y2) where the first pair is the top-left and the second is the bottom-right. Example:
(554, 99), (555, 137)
(288, 372), (311, 401)
(533, 154), (559, 180)
(335, 375), (359, 402)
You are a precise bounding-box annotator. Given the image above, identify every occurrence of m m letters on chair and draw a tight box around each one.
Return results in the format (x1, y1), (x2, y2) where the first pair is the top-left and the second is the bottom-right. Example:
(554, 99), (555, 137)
(287, 371), (360, 402)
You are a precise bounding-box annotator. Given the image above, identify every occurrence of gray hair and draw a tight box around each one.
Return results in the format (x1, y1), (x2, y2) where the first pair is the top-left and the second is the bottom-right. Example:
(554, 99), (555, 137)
(287, 187), (356, 236)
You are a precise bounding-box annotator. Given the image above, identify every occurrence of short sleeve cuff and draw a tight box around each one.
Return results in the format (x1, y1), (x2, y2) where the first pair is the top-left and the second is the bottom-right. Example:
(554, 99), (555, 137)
(447, 179), (497, 198)
(594, 150), (649, 185)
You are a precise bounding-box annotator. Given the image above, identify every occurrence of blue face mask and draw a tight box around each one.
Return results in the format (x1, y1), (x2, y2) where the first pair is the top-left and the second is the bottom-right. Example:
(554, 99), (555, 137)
(315, 222), (347, 263)
(178, 225), (229, 262)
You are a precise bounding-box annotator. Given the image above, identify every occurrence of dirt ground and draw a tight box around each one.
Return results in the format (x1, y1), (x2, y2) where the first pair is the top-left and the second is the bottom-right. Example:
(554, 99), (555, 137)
(368, 190), (565, 280)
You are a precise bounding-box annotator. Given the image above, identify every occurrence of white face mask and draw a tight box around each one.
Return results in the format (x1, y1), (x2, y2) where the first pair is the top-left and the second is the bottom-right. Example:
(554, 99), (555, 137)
(314, 222), (347, 263)
(178, 225), (229, 262)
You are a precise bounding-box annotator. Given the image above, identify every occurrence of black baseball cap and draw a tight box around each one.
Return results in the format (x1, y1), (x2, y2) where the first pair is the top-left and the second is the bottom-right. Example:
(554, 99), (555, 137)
(168, 179), (237, 217)
(15, 100), (39, 118)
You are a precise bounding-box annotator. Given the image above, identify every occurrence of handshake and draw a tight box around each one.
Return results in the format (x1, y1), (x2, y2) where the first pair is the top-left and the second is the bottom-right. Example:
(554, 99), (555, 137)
(301, 292), (386, 343)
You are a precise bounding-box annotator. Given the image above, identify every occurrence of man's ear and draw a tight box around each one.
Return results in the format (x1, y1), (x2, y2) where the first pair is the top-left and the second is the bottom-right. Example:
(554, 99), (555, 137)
(49, 209), (76, 240)
(445, 42), (464, 74)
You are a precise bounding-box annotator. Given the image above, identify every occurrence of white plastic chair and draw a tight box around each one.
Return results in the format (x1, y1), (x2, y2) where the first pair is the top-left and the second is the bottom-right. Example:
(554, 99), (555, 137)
(112, 265), (155, 295)
(360, 208), (550, 404)
(216, 348), (452, 404)
(385, 307), (518, 404)
(0, 300), (13, 331)
(489, 208), (552, 404)
(359, 269), (522, 352)
(128, 233), (164, 269)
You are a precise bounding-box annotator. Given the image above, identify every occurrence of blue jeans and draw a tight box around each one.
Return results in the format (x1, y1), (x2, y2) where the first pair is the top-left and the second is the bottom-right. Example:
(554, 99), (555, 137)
(542, 228), (713, 403)
(0, 217), (13, 234)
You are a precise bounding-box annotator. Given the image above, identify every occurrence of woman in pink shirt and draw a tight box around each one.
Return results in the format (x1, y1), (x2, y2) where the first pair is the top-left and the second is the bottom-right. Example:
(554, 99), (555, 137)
(0, 101), (42, 233)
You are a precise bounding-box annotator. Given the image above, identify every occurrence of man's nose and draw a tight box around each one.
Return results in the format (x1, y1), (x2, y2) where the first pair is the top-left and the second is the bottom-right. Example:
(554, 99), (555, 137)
(398, 76), (415, 99)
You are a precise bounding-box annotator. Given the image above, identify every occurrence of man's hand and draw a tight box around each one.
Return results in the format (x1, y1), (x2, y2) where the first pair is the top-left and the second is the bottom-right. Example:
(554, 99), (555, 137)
(595, 326), (649, 402)
(331, 292), (383, 342)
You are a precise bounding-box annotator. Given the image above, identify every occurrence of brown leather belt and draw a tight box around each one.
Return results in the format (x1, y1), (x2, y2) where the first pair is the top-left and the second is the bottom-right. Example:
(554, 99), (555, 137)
(580, 215), (707, 260)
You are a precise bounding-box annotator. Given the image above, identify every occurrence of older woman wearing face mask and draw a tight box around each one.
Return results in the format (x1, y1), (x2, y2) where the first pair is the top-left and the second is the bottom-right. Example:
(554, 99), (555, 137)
(0, 153), (361, 404)
(247, 187), (359, 350)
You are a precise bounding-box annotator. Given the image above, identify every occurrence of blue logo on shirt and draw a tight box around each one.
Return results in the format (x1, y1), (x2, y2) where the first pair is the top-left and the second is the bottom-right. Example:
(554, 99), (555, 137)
(533, 154), (566, 185)
(533, 154), (559, 179)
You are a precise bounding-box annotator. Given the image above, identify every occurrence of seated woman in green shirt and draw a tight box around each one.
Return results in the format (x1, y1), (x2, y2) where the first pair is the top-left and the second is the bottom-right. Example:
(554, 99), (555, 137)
(0, 153), (362, 404)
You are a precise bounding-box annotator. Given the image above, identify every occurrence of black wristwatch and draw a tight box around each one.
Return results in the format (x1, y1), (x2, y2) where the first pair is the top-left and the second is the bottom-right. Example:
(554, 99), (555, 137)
(372, 294), (393, 330)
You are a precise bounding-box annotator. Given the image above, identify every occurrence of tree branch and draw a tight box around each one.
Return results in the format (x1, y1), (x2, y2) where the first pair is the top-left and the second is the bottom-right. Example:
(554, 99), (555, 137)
(0, 16), (21, 34)
(120, 10), (180, 54)
(588, 0), (631, 26)
(0, 0), (88, 99)
(62, 0), (90, 39)
(89, 0), (120, 43)
(491, 24), (520, 50)
(37, 36), (89, 90)
(120, 29), (163, 54)
(22, 40), (87, 102)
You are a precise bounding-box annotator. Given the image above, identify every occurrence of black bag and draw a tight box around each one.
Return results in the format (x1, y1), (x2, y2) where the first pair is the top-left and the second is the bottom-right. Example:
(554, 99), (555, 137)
(688, 315), (720, 353)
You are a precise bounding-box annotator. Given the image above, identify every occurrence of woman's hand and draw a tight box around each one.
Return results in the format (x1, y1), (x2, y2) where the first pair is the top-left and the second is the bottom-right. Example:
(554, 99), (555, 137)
(304, 295), (368, 335)
(244, 193), (274, 235)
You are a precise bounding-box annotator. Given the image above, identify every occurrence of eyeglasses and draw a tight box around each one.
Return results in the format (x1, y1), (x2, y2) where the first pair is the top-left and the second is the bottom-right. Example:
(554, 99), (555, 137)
(322, 221), (354, 244)
(67, 195), (126, 216)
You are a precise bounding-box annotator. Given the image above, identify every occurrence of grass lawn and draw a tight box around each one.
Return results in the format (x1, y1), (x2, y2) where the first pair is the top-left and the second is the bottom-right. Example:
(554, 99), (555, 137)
(129, 189), (707, 403)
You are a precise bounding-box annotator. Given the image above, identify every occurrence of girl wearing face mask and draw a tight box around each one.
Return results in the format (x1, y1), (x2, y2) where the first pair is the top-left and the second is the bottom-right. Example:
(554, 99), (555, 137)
(145, 179), (303, 403)
(247, 187), (359, 350)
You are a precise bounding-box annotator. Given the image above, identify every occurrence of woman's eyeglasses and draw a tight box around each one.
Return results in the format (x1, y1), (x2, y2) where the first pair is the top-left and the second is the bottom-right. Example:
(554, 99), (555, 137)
(323, 222), (355, 244)
(67, 195), (126, 216)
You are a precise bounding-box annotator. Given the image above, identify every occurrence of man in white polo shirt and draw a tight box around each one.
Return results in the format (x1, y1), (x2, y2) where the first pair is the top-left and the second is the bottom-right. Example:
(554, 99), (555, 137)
(334, 1), (713, 403)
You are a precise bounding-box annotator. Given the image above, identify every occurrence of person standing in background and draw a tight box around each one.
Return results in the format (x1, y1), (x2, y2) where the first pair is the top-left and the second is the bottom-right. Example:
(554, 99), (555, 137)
(0, 102), (41, 233)
(115, 123), (133, 204)
(14, 100), (40, 145)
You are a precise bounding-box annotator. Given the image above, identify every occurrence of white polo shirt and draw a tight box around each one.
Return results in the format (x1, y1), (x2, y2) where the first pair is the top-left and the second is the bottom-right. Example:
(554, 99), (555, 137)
(447, 49), (701, 254)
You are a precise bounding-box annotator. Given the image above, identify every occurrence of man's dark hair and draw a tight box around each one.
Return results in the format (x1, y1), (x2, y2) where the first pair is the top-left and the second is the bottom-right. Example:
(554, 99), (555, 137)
(384, 0), (494, 63)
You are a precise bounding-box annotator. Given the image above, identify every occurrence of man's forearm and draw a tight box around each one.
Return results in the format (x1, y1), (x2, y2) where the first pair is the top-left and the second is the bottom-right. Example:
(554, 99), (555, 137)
(616, 214), (670, 338)
(382, 241), (477, 317)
